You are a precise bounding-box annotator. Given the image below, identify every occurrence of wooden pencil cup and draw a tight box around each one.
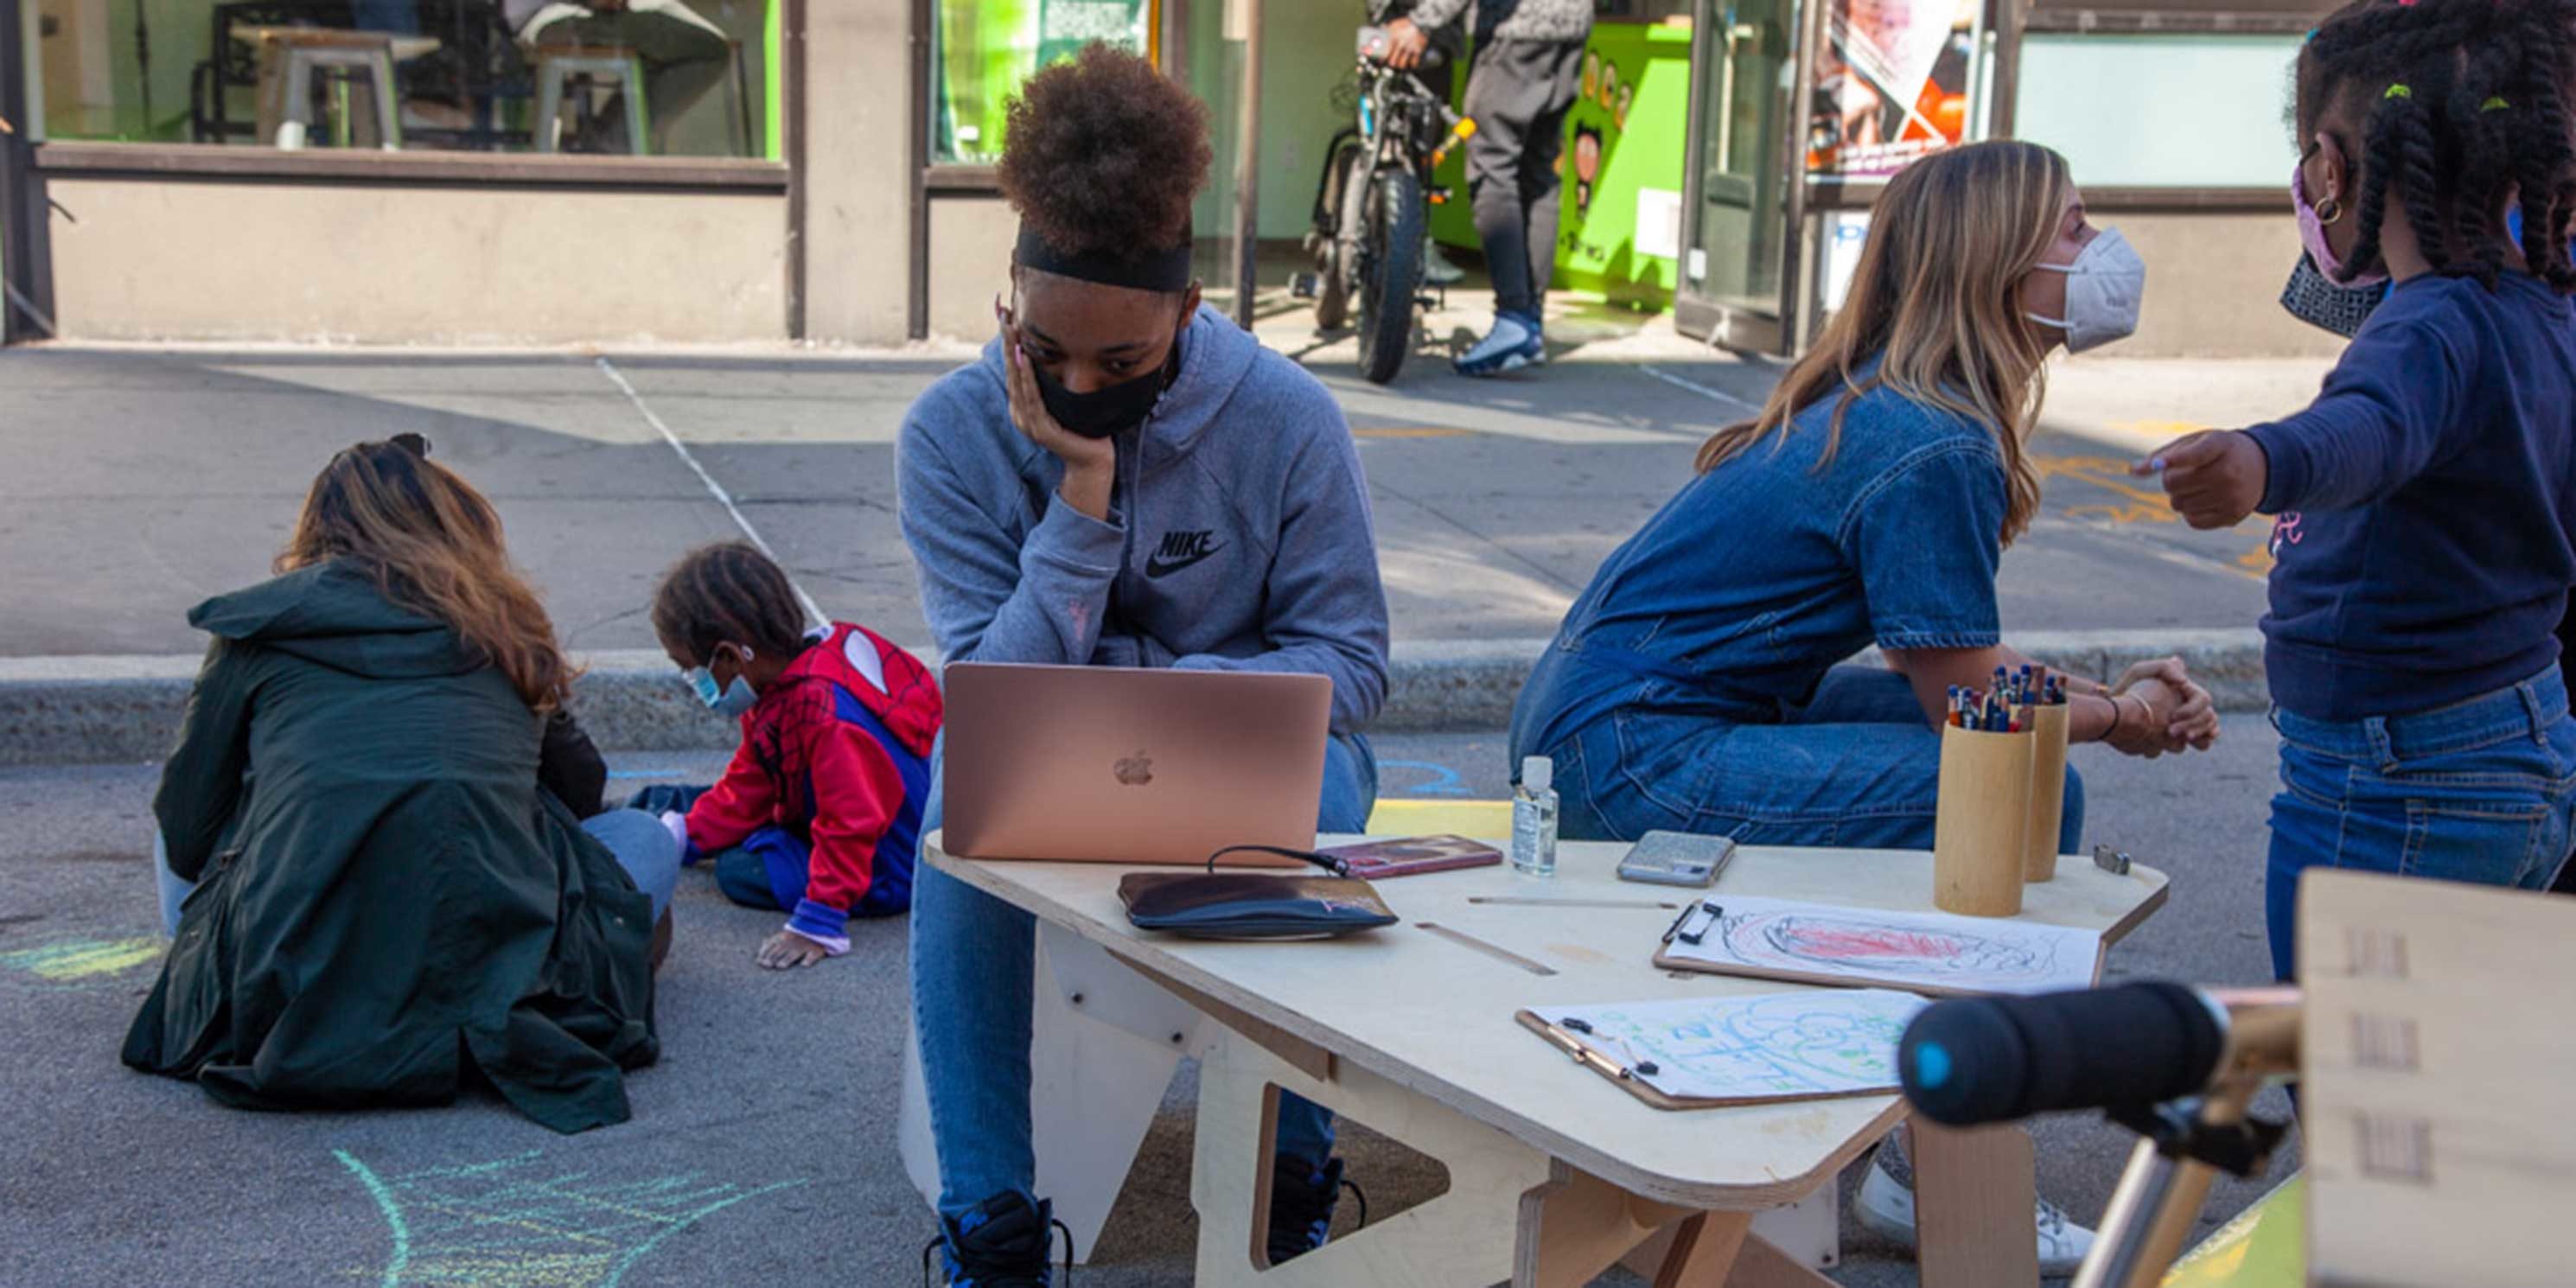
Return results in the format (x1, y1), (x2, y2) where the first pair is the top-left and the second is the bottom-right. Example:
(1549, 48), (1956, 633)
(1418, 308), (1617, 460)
(1933, 724), (2031, 916)
(2022, 703), (2072, 883)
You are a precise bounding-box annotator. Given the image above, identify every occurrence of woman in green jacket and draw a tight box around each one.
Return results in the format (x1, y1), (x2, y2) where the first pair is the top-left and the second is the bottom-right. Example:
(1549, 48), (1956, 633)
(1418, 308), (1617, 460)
(124, 436), (673, 1134)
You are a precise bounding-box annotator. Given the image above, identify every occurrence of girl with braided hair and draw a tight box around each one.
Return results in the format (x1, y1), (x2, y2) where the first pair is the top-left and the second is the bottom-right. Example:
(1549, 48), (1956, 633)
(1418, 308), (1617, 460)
(2146, 0), (2576, 978)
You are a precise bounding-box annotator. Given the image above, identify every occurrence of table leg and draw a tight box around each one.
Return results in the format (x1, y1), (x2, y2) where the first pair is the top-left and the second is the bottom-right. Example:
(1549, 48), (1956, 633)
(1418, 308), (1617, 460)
(1189, 1024), (1559, 1287)
(1910, 1119), (2040, 1288)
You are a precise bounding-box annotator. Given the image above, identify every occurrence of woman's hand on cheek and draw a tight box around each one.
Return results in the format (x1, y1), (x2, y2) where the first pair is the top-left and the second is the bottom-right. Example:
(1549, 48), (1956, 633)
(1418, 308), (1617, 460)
(756, 929), (830, 970)
(1004, 344), (1119, 520)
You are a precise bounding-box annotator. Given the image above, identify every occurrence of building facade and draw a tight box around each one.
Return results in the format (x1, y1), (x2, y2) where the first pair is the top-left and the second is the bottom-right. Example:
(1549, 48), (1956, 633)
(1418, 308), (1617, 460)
(0, 0), (2333, 356)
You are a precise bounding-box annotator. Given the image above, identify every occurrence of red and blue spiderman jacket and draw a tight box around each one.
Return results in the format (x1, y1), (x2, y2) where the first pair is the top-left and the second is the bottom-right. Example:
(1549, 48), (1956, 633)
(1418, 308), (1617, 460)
(683, 622), (940, 946)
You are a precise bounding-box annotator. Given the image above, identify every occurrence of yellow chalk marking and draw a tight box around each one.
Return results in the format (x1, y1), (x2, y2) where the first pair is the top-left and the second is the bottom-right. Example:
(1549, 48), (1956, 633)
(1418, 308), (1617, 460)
(0, 936), (163, 982)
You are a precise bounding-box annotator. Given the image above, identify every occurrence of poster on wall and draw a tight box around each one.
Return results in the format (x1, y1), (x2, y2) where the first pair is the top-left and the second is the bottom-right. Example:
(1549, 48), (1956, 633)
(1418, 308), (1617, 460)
(935, 0), (1151, 163)
(1806, 0), (1978, 177)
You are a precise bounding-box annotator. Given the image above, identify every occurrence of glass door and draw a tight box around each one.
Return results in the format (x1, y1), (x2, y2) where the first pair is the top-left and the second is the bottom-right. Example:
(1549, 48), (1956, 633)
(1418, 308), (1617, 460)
(1678, 0), (1800, 351)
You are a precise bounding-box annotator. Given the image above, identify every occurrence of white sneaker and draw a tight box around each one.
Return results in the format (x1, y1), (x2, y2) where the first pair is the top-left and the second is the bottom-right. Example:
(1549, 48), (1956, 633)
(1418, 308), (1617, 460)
(1855, 1155), (2096, 1277)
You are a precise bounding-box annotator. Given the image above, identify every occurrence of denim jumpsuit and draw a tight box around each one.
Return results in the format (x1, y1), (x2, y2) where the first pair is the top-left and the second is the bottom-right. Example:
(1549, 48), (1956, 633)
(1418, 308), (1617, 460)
(1510, 379), (2084, 852)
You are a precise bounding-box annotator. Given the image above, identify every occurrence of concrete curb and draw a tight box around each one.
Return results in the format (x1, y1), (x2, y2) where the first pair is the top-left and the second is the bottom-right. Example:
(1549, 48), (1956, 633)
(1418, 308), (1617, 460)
(0, 628), (2269, 768)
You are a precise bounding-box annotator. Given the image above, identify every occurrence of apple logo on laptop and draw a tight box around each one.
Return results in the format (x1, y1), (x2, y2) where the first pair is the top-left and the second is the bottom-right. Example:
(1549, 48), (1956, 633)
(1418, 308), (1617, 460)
(1114, 750), (1154, 787)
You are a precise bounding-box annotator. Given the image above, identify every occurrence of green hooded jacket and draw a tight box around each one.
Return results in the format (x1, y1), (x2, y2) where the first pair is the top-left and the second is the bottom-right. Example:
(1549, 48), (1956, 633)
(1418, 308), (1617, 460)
(122, 562), (659, 1133)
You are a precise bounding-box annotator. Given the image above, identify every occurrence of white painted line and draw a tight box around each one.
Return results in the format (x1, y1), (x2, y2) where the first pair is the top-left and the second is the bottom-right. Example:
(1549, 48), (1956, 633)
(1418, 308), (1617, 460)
(595, 356), (829, 629)
(1636, 363), (1766, 416)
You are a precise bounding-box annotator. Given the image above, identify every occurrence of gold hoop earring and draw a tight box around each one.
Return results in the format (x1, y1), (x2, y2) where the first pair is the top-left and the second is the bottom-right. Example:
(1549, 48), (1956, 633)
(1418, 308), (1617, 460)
(2316, 195), (2345, 226)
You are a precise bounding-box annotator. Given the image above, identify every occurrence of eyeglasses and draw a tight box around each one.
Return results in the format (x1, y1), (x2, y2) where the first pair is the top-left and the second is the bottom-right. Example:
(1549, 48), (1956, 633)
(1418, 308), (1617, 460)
(389, 432), (430, 458)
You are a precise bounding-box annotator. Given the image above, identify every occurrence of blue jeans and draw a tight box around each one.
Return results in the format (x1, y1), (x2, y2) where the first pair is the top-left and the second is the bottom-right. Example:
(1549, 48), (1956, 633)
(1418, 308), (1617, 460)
(1541, 666), (2086, 851)
(153, 808), (682, 937)
(912, 731), (1380, 1221)
(2266, 667), (2576, 980)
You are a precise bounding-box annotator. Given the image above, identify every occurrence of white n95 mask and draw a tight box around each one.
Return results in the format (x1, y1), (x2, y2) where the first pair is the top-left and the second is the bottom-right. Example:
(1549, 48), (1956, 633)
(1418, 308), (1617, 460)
(2025, 227), (2146, 354)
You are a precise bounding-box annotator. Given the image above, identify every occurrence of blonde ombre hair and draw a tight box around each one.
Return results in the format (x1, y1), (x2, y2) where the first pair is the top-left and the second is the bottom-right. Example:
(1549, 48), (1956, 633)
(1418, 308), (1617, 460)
(280, 437), (576, 713)
(1694, 140), (2069, 545)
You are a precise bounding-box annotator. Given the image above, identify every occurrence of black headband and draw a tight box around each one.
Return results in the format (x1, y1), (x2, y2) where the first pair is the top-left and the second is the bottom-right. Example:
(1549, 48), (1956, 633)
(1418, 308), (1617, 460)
(1015, 224), (1193, 292)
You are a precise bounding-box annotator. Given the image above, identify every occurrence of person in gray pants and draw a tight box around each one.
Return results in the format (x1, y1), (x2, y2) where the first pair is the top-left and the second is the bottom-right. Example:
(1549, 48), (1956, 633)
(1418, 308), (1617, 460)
(1386, 0), (1591, 376)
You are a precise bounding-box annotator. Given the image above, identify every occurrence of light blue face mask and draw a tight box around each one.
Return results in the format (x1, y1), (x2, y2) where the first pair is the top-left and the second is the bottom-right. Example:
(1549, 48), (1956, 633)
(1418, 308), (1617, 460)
(685, 660), (759, 720)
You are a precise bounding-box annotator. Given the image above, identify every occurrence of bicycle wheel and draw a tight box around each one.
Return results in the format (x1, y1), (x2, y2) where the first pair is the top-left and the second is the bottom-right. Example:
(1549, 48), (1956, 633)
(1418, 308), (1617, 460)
(1314, 143), (1367, 332)
(1357, 168), (1425, 385)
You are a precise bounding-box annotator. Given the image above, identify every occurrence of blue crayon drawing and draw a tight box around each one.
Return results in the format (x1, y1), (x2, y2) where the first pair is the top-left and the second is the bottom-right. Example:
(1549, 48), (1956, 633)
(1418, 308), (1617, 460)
(335, 1148), (806, 1287)
(1380, 759), (1471, 796)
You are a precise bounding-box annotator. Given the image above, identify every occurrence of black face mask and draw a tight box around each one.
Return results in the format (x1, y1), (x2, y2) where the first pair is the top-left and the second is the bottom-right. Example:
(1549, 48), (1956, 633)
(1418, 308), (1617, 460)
(1030, 339), (1183, 440)
(2280, 252), (2388, 339)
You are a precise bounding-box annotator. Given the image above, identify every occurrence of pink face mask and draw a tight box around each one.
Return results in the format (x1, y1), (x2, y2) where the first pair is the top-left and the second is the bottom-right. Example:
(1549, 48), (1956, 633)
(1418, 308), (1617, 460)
(2293, 163), (2388, 288)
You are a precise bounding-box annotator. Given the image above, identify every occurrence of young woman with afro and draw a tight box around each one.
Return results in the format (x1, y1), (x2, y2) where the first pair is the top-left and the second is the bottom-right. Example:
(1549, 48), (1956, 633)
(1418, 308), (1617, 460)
(896, 44), (1391, 1286)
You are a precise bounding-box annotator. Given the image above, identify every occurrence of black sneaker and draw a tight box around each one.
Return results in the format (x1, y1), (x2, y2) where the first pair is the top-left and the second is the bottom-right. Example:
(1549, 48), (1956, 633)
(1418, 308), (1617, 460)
(1266, 1156), (1368, 1265)
(921, 1191), (1069, 1288)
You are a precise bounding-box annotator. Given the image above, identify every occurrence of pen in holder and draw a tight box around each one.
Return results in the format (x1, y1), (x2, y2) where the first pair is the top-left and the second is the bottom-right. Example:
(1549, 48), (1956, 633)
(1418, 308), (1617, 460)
(1933, 722), (2031, 916)
(2022, 700), (2072, 883)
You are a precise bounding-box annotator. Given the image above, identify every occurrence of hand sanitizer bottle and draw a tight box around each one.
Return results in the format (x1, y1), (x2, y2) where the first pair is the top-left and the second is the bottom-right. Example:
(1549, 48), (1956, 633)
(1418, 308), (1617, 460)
(1512, 756), (1559, 877)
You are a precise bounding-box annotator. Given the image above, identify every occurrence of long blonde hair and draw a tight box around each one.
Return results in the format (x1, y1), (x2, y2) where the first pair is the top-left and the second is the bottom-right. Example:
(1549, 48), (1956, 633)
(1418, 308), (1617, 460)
(280, 437), (575, 713)
(1694, 140), (2069, 545)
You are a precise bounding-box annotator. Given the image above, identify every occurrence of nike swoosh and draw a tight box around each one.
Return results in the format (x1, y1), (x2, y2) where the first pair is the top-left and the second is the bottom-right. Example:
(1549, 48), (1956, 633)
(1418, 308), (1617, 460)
(1145, 544), (1224, 578)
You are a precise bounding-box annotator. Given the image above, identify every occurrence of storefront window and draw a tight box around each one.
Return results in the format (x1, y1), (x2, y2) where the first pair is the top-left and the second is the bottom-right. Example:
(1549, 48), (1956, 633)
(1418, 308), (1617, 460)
(1807, 0), (1982, 179)
(29, 0), (775, 157)
(2014, 34), (2301, 187)
(931, 0), (1151, 165)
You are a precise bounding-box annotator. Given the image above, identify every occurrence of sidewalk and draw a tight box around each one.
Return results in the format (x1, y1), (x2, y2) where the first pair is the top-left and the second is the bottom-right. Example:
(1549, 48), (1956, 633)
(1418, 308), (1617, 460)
(0, 321), (2319, 762)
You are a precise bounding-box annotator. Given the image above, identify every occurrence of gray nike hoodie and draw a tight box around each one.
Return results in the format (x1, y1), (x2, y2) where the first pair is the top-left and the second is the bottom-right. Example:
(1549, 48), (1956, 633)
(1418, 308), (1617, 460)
(896, 304), (1390, 733)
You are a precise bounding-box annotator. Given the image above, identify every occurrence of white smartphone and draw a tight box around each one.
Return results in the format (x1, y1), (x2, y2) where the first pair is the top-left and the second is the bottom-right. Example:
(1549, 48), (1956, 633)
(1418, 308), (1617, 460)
(1615, 831), (1738, 888)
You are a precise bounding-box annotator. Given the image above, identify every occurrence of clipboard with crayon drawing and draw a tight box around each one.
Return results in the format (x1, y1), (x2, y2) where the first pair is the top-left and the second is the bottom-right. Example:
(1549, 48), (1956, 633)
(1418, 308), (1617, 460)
(1648, 895), (2105, 998)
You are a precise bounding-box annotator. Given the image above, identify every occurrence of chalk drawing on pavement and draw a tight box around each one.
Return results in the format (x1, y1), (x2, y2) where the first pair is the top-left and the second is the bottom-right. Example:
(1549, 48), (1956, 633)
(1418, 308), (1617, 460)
(0, 935), (163, 991)
(1380, 759), (1471, 797)
(335, 1148), (807, 1288)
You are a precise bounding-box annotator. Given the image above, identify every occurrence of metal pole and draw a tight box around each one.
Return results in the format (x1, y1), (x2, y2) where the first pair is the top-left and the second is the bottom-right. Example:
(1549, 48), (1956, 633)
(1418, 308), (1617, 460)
(0, 0), (55, 343)
(786, 0), (808, 341)
(1231, 0), (1262, 331)
(1777, 0), (1827, 355)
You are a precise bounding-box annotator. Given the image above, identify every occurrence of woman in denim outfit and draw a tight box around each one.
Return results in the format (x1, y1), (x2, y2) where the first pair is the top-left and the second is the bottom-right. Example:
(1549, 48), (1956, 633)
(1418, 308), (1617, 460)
(1514, 141), (2216, 855)
(1508, 141), (2221, 1273)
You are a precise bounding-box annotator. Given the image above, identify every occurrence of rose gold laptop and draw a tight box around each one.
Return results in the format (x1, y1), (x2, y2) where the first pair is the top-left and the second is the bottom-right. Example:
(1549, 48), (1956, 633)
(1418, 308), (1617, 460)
(940, 661), (1331, 866)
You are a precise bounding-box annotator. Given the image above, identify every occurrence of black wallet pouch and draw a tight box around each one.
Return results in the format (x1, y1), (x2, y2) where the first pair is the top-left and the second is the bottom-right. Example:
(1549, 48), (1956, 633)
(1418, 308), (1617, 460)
(1118, 871), (1400, 940)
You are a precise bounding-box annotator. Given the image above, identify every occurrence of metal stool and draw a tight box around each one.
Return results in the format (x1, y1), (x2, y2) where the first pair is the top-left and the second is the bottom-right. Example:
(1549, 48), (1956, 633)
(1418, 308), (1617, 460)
(248, 29), (429, 150)
(530, 45), (649, 155)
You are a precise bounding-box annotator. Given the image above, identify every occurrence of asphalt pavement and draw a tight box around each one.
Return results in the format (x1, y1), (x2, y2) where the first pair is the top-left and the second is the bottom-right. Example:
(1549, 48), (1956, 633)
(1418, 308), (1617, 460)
(0, 728), (2295, 1288)
(0, 321), (2322, 1285)
(0, 342), (2287, 662)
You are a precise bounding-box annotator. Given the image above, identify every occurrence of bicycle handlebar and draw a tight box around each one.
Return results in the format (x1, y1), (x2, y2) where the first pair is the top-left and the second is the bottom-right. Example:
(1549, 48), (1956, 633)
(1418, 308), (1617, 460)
(1898, 982), (2228, 1127)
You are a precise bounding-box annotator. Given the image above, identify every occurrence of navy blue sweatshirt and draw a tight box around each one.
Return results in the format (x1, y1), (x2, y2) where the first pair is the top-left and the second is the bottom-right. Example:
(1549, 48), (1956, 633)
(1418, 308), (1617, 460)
(2248, 271), (2576, 721)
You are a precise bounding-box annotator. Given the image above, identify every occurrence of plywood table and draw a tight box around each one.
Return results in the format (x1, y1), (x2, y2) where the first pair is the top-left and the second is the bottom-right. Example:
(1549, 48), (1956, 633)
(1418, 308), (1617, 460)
(924, 833), (2168, 1288)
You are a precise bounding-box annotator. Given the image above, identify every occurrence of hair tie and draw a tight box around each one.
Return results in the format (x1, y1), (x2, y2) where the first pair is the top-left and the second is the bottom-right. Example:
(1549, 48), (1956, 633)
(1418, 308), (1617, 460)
(2384, 83), (2413, 99)
(2482, 95), (2510, 112)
